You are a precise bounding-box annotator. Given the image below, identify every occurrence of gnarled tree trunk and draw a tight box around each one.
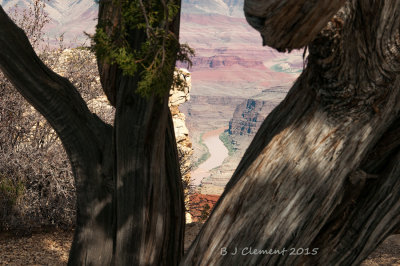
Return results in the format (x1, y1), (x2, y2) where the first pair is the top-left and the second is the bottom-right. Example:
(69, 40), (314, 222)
(183, 1), (400, 265)
(3, 0), (400, 265)
(0, 1), (185, 264)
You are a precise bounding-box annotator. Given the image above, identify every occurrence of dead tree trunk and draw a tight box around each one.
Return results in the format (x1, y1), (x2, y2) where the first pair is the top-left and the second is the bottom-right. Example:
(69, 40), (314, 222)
(184, 1), (400, 265)
(0, 1), (184, 265)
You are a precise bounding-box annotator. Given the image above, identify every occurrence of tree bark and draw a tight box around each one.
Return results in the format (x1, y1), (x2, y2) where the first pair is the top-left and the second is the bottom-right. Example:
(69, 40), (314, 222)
(4, 0), (400, 265)
(184, 1), (400, 265)
(244, 0), (346, 51)
(100, 1), (185, 264)
(0, 5), (116, 265)
(97, 0), (122, 107)
(113, 76), (184, 264)
(0, 1), (185, 265)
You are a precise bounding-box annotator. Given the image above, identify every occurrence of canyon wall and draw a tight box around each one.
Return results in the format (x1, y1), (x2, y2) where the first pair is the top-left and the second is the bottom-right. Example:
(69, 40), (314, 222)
(228, 86), (289, 136)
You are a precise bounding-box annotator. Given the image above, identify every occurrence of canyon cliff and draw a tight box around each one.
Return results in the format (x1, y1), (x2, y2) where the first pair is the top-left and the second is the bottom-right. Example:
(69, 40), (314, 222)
(228, 86), (289, 136)
(196, 87), (290, 195)
(168, 69), (193, 222)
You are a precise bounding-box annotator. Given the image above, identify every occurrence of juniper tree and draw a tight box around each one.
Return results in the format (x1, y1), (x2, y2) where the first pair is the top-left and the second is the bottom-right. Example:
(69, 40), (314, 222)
(184, 1), (400, 265)
(1, 0), (400, 265)
(0, 0), (191, 264)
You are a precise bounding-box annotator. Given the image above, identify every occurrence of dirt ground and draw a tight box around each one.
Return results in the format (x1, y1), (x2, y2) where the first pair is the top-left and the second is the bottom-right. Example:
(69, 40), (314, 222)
(0, 225), (398, 265)
(361, 235), (400, 266)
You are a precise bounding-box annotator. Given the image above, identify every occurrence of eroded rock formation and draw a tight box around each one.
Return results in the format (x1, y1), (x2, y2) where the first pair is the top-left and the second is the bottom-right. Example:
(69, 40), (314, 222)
(229, 86), (289, 136)
(169, 68), (194, 222)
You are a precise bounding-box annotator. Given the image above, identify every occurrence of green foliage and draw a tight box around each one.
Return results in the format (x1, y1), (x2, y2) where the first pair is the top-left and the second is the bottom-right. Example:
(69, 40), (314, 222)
(196, 151), (211, 168)
(0, 176), (25, 207)
(192, 133), (211, 168)
(219, 130), (237, 156)
(92, 0), (194, 98)
(177, 43), (195, 69)
(200, 203), (211, 222)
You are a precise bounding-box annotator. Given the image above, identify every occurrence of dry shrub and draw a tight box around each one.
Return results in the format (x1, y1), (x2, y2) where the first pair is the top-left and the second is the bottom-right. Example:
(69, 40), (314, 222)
(0, 0), (189, 233)
(0, 51), (103, 232)
(0, 0), (104, 233)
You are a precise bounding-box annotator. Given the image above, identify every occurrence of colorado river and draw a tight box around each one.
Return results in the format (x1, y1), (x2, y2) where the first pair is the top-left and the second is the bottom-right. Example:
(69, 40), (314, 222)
(191, 127), (229, 186)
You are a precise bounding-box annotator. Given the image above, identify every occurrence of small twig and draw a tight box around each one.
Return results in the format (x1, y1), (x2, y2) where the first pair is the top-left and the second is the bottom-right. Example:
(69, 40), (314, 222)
(146, 49), (161, 70)
(160, 0), (169, 68)
(138, 0), (152, 38)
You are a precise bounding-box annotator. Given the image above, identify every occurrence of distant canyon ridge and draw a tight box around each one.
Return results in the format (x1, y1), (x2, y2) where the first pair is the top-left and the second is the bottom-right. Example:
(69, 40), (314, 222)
(1, 0), (303, 194)
(179, 2), (303, 195)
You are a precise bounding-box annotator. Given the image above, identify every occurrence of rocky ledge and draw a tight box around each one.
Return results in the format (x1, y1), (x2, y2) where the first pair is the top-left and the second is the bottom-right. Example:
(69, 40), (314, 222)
(228, 86), (289, 136)
(168, 69), (194, 222)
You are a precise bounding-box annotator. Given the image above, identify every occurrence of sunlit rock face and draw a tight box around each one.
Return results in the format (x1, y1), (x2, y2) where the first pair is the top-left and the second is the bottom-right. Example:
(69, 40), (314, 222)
(169, 69), (194, 221)
(169, 69), (193, 166)
(228, 99), (270, 136)
(169, 69), (191, 107)
(228, 86), (290, 136)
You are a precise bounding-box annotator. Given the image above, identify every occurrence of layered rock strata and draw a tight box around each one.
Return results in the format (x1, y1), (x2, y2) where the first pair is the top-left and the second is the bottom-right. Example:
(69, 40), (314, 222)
(228, 86), (289, 136)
